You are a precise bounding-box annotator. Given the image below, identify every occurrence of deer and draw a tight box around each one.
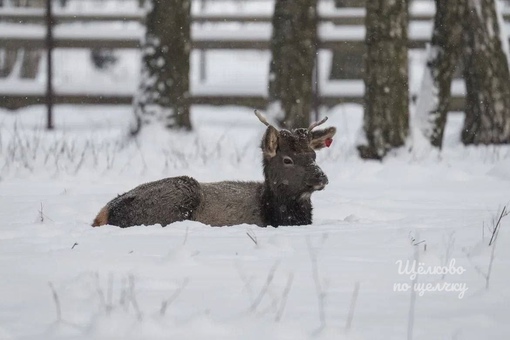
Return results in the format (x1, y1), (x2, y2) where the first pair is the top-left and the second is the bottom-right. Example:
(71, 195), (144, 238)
(92, 111), (336, 228)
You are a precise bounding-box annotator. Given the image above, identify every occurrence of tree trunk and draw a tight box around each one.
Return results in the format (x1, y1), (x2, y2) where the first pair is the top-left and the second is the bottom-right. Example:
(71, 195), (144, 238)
(358, 0), (409, 159)
(462, 0), (510, 144)
(132, 0), (191, 134)
(414, 1), (465, 148)
(268, 0), (318, 129)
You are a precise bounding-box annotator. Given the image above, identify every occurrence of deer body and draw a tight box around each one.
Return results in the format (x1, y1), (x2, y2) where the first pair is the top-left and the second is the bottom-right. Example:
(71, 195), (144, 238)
(92, 112), (336, 228)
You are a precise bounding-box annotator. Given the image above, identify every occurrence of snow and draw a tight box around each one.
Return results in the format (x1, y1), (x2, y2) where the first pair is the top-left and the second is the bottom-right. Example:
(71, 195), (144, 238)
(0, 0), (505, 20)
(413, 44), (440, 146)
(2, 1), (510, 338)
(7, 20), (510, 43)
(0, 0), (440, 19)
(0, 48), (470, 98)
(0, 6), (144, 19)
(0, 22), (143, 41)
(1, 104), (510, 339)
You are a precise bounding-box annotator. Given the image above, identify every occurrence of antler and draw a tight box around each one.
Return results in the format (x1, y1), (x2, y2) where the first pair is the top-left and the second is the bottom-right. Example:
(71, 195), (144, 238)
(254, 110), (275, 128)
(255, 110), (327, 131)
(308, 116), (328, 131)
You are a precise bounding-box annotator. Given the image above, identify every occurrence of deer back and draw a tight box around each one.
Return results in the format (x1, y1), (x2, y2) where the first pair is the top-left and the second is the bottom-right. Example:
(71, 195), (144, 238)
(193, 181), (263, 226)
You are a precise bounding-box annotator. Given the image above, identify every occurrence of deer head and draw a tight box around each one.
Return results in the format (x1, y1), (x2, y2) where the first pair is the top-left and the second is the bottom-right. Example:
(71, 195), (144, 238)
(255, 111), (336, 199)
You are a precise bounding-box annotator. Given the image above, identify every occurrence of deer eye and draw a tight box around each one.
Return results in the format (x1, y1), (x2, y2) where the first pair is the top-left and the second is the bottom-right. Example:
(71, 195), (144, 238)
(283, 157), (294, 165)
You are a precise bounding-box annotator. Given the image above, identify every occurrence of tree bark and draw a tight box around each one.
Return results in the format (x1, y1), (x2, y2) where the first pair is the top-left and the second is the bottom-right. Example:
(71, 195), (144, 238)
(268, 0), (318, 129)
(414, 1), (465, 148)
(132, 0), (191, 134)
(358, 0), (409, 159)
(462, 0), (510, 144)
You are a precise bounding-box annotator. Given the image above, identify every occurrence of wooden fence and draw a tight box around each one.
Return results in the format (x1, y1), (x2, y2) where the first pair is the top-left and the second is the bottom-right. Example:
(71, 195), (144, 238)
(1, 1), (508, 128)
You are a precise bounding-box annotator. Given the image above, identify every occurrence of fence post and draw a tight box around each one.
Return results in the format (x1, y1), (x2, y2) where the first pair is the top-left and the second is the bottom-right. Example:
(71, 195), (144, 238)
(199, 0), (207, 82)
(45, 0), (54, 130)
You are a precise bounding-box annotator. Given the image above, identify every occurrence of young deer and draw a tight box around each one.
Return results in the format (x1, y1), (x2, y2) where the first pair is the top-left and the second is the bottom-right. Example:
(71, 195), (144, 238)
(92, 111), (336, 228)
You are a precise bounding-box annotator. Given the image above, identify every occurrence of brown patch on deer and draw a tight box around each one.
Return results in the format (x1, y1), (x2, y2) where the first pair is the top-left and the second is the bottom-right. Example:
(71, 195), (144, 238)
(92, 206), (109, 227)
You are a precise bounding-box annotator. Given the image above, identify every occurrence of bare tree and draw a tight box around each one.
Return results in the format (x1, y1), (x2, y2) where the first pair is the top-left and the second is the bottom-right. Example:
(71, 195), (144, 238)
(415, 1), (465, 148)
(358, 0), (409, 159)
(268, 0), (318, 129)
(132, 0), (192, 134)
(415, 0), (510, 147)
(462, 0), (510, 145)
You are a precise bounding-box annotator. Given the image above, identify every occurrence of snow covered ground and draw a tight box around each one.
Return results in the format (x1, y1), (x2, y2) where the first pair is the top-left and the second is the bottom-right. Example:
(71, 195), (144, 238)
(1, 1), (510, 338)
(1, 104), (510, 339)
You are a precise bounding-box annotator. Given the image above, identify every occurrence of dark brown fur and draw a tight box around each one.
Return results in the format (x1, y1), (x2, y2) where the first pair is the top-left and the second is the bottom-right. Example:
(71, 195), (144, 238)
(91, 114), (336, 228)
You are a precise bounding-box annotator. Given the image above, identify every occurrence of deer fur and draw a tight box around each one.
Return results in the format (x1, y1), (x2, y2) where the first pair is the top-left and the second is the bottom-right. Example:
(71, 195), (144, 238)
(92, 111), (336, 228)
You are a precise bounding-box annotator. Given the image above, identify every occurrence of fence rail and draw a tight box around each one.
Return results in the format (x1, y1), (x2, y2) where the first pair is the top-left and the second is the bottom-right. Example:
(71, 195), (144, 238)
(0, 2), (503, 117)
(0, 90), (467, 111)
(1, 7), (510, 25)
(0, 32), (437, 50)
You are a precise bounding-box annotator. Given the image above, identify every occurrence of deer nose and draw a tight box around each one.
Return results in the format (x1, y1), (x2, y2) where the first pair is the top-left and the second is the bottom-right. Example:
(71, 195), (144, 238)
(316, 172), (328, 186)
(312, 167), (328, 188)
(319, 174), (329, 186)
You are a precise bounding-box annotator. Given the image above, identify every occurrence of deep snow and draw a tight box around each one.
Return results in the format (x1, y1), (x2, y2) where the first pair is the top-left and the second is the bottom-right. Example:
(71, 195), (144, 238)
(1, 104), (510, 340)
(1, 1), (510, 338)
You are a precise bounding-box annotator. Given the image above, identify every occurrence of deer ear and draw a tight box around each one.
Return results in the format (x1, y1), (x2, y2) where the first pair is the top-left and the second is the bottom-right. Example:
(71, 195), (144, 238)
(262, 126), (279, 158)
(310, 127), (336, 150)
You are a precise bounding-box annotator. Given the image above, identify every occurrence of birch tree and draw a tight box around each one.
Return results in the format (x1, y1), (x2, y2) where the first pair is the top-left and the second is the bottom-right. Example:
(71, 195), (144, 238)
(415, 0), (510, 147)
(268, 0), (318, 129)
(414, 1), (465, 148)
(358, 0), (409, 159)
(462, 0), (510, 144)
(132, 0), (192, 134)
